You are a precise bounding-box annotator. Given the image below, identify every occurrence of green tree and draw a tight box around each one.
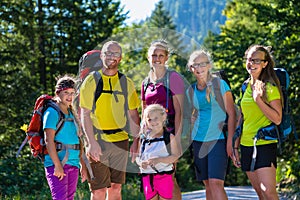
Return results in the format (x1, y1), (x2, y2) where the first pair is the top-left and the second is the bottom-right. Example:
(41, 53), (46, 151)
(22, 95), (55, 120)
(0, 0), (128, 197)
(1, 0), (127, 91)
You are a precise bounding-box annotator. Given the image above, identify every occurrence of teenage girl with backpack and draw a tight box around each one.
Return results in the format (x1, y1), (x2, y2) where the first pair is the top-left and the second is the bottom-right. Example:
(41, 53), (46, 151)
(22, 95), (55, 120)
(234, 45), (282, 199)
(43, 74), (86, 200)
(136, 104), (180, 200)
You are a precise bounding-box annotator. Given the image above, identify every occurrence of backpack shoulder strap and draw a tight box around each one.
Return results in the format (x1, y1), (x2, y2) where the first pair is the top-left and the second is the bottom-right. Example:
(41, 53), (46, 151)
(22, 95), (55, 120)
(118, 72), (130, 132)
(46, 100), (65, 135)
(118, 71), (128, 105)
(141, 137), (165, 154)
(164, 70), (172, 112)
(212, 77), (229, 140)
(187, 83), (196, 106)
(92, 71), (103, 113)
(143, 76), (151, 94)
(68, 109), (80, 137)
(117, 71), (128, 109)
(241, 78), (250, 95)
(239, 78), (250, 105)
(140, 129), (172, 155)
(212, 76), (226, 113)
(163, 129), (172, 155)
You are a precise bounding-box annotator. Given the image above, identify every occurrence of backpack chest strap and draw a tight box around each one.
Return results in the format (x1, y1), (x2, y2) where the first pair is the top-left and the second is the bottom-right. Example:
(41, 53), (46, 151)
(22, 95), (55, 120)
(141, 137), (165, 154)
(56, 142), (80, 151)
(56, 142), (80, 166)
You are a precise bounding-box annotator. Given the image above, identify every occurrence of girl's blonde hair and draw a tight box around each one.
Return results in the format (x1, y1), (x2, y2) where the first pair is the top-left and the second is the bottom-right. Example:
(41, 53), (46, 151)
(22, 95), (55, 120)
(188, 49), (214, 102)
(141, 104), (167, 133)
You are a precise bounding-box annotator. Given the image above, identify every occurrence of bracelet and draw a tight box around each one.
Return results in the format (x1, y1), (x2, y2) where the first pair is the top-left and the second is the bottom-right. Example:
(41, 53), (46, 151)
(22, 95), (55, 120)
(234, 147), (239, 149)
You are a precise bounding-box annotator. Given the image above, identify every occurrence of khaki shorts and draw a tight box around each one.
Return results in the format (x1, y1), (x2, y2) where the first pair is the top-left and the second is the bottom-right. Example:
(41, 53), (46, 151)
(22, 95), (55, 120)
(88, 139), (129, 191)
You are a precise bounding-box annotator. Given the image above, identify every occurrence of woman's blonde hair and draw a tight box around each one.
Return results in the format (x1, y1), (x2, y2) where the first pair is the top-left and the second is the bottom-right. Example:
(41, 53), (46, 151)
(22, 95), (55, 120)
(148, 39), (170, 57)
(188, 49), (214, 102)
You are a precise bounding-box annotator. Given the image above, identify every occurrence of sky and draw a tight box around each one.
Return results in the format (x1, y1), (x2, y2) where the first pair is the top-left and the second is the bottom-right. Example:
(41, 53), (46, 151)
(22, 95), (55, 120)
(120, 0), (161, 24)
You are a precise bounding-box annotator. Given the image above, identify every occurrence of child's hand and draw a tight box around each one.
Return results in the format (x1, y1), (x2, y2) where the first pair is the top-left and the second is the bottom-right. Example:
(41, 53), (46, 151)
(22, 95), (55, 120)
(54, 165), (66, 181)
(147, 158), (158, 167)
(141, 161), (148, 169)
(135, 157), (142, 166)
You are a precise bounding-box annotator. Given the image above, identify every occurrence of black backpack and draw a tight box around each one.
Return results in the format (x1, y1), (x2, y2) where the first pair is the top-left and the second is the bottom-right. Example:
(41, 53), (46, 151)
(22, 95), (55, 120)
(188, 69), (239, 140)
(239, 68), (297, 171)
(241, 68), (297, 145)
(140, 128), (172, 156)
(75, 50), (129, 134)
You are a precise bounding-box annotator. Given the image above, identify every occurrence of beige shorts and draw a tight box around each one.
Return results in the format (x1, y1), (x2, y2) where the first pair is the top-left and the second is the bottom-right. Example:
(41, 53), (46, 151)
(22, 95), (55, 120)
(88, 139), (129, 191)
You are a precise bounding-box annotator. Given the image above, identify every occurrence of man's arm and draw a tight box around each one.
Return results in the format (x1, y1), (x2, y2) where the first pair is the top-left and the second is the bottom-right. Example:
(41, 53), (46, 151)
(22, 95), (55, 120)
(128, 109), (140, 163)
(81, 107), (102, 162)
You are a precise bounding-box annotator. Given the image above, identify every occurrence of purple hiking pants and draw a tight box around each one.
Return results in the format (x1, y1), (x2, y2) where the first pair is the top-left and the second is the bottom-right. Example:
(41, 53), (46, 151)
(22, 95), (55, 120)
(45, 164), (79, 200)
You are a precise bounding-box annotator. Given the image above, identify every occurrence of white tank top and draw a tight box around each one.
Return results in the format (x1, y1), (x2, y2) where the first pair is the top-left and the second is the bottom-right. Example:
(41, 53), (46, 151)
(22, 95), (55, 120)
(136, 135), (174, 174)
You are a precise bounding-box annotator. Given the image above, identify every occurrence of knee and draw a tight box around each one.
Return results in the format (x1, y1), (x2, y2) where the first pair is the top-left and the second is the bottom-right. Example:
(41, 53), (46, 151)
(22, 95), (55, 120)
(110, 183), (122, 193)
(91, 188), (107, 198)
(209, 179), (224, 187)
(261, 187), (278, 200)
(208, 179), (225, 191)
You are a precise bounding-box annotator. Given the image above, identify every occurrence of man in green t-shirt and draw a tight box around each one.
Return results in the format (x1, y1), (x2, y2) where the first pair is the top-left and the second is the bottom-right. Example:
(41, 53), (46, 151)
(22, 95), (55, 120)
(80, 41), (140, 200)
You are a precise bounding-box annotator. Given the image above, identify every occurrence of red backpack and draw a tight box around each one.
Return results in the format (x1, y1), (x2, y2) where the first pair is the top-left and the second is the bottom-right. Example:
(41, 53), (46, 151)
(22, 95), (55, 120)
(77, 49), (102, 82)
(74, 50), (103, 114)
(17, 94), (65, 161)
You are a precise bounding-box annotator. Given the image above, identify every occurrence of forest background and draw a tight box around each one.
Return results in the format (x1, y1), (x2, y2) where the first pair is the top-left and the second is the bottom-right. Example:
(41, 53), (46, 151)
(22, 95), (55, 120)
(1, 0), (299, 199)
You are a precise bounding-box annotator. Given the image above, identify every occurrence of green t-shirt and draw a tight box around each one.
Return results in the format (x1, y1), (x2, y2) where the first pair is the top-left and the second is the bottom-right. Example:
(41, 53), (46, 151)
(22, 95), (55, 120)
(80, 70), (140, 142)
(241, 82), (281, 146)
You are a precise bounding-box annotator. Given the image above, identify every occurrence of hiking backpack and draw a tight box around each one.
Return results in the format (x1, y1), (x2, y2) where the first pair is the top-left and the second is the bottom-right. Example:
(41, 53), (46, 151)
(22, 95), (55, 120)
(78, 49), (103, 82)
(138, 128), (174, 192)
(188, 69), (239, 139)
(142, 69), (194, 137)
(241, 68), (297, 144)
(139, 128), (174, 173)
(273, 68), (297, 141)
(16, 94), (66, 161)
(74, 50), (103, 113)
(239, 68), (297, 171)
(75, 50), (130, 134)
(140, 128), (172, 155)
